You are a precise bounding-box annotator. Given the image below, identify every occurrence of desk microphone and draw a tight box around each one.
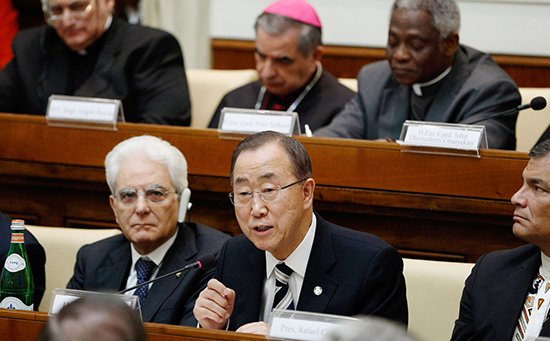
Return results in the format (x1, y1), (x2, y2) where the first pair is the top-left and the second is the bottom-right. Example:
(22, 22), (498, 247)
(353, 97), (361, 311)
(468, 96), (547, 125)
(118, 254), (217, 294)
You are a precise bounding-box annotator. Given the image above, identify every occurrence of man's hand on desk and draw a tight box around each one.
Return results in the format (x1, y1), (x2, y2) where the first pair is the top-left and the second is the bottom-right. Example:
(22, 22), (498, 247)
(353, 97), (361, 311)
(236, 321), (269, 335)
(194, 279), (235, 330)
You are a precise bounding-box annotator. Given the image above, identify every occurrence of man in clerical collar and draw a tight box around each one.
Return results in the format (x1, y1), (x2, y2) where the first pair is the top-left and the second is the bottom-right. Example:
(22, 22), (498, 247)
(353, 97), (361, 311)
(208, 0), (355, 133)
(0, 0), (191, 125)
(315, 0), (521, 150)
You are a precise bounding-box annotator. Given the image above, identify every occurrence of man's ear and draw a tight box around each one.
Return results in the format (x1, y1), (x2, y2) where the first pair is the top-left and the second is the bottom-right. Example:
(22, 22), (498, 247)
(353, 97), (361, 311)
(302, 178), (315, 210)
(109, 195), (119, 224)
(312, 45), (324, 62)
(442, 32), (459, 57)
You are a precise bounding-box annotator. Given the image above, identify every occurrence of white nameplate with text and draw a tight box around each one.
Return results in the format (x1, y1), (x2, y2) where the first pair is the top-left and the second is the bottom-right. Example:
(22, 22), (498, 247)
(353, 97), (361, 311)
(46, 95), (124, 130)
(49, 288), (139, 317)
(218, 107), (300, 136)
(398, 120), (487, 157)
(268, 309), (357, 341)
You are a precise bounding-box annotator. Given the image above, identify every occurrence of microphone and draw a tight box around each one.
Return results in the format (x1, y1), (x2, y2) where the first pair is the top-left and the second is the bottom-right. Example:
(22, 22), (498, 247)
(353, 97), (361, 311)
(118, 254), (217, 294)
(468, 96), (547, 125)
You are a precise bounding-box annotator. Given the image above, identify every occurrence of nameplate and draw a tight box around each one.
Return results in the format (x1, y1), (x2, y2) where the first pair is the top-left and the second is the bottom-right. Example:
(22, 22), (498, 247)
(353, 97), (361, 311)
(49, 288), (140, 317)
(46, 95), (124, 131)
(218, 107), (301, 136)
(398, 120), (487, 157)
(268, 309), (357, 341)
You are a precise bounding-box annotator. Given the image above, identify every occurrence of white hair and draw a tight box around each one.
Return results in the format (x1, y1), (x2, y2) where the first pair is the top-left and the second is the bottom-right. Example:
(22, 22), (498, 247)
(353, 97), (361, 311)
(391, 0), (460, 39)
(104, 135), (188, 195)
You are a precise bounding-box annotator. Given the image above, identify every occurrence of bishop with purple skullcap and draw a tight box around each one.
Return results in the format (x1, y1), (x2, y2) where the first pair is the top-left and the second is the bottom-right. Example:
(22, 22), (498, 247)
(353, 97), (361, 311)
(263, 0), (322, 28)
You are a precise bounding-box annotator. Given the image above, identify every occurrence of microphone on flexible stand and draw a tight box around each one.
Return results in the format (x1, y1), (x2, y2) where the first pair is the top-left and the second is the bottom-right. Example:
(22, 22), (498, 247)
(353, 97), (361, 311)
(118, 254), (217, 294)
(468, 96), (547, 125)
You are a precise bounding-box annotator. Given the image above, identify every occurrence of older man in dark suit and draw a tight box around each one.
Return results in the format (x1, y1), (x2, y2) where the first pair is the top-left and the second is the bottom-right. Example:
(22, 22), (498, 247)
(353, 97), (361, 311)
(0, 0), (191, 125)
(67, 135), (229, 326)
(315, 0), (520, 150)
(193, 131), (407, 335)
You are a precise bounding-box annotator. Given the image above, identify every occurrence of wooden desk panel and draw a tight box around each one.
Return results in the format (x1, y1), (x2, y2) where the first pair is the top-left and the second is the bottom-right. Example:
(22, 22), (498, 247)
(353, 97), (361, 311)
(0, 113), (529, 262)
(0, 309), (266, 341)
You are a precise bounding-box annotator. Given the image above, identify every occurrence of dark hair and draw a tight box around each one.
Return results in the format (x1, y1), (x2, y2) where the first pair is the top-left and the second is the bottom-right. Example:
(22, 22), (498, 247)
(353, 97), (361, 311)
(38, 295), (146, 341)
(255, 13), (322, 58)
(530, 139), (550, 158)
(230, 131), (312, 186)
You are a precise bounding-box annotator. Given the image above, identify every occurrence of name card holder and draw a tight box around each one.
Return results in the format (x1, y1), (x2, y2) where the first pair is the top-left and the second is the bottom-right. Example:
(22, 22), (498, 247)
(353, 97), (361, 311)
(217, 107), (301, 139)
(48, 288), (140, 319)
(46, 95), (125, 131)
(398, 120), (488, 158)
(268, 309), (357, 341)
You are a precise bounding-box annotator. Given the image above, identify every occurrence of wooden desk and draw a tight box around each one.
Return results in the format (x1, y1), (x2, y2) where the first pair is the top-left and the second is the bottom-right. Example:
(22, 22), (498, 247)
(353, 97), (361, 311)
(0, 113), (529, 262)
(0, 309), (266, 341)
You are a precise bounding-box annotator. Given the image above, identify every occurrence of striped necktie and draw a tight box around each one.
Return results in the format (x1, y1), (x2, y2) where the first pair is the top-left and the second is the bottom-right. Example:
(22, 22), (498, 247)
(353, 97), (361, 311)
(273, 262), (295, 310)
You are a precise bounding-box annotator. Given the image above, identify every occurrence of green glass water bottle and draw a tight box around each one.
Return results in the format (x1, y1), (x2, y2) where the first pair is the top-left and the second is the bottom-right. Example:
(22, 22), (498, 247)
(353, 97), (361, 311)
(0, 219), (34, 310)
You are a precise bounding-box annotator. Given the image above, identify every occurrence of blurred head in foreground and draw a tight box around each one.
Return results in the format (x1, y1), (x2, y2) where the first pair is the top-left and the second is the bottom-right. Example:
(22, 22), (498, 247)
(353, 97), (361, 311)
(323, 316), (420, 341)
(38, 295), (146, 341)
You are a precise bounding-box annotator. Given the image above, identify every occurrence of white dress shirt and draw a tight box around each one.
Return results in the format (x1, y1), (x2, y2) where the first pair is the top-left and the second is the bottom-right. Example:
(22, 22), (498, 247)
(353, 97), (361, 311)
(259, 213), (317, 322)
(124, 227), (179, 294)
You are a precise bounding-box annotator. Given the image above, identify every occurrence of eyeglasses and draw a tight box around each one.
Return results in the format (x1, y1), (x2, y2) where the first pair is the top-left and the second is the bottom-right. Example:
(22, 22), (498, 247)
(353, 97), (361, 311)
(229, 178), (307, 206)
(44, 0), (94, 26)
(114, 187), (177, 206)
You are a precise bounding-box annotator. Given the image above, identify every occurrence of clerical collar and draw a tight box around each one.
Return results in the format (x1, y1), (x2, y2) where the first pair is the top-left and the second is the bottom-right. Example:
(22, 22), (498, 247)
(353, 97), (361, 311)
(411, 66), (452, 97)
(255, 61), (323, 112)
(76, 15), (113, 56)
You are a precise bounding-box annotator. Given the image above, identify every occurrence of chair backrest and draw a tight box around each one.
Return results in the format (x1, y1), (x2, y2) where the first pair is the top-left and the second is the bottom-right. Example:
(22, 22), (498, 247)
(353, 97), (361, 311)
(25, 225), (121, 312)
(338, 78), (358, 92)
(403, 258), (474, 341)
(516, 88), (550, 152)
(186, 69), (259, 129)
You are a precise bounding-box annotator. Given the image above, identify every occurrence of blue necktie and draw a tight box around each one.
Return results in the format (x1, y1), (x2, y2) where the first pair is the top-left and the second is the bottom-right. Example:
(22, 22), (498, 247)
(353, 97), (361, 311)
(133, 257), (156, 308)
(273, 262), (295, 310)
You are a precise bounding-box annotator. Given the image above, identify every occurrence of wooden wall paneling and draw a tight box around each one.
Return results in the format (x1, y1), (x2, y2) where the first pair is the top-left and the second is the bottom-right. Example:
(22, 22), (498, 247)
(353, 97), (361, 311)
(211, 39), (550, 88)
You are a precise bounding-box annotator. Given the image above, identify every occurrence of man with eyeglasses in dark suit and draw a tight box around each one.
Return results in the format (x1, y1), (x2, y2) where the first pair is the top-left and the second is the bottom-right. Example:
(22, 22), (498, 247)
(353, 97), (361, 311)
(193, 131), (408, 335)
(67, 135), (229, 326)
(0, 0), (191, 125)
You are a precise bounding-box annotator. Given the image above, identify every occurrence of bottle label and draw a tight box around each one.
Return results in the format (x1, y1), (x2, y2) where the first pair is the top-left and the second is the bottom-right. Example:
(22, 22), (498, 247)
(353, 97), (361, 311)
(4, 254), (26, 273)
(11, 233), (24, 243)
(0, 297), (33, 311)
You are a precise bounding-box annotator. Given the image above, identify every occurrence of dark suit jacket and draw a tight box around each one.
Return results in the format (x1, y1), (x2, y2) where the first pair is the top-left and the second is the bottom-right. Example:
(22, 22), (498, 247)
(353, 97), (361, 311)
(67, 222), (229, 326)
(216, 214), (408, 330)
(208, 69), (356, 132)
(0, 19), (191, 126)
(0, 212), (46, 309)
(451, 244), (550, 340)
(315, 45), (521, 150)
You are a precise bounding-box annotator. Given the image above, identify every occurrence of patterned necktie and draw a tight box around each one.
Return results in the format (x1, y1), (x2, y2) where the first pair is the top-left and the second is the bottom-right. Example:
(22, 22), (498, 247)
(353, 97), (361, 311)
(273, 262), (295, 310)
(133, 257), (156, 307)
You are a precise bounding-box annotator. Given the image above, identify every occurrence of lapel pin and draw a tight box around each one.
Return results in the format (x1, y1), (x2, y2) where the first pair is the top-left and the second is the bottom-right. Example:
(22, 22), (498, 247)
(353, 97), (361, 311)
(314, 286), (323, 296)
(176, 272), (182, 278)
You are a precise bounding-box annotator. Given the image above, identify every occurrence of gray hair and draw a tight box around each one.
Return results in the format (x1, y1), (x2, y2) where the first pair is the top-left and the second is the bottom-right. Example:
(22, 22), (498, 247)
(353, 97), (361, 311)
(391, 0), (460, 39)
(104, 135), (188, 195)
(530, 139), (550, 158)
(230, 131), (312, 186)
(322, 316), (419, 341)
(255, 13), (322, 58)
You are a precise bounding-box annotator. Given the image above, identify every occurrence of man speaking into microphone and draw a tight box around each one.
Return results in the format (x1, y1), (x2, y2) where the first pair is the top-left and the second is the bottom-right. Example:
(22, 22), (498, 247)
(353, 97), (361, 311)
(193, 131), (408, 335)
(67, 135), (229, 326)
